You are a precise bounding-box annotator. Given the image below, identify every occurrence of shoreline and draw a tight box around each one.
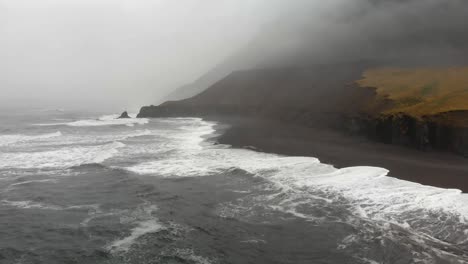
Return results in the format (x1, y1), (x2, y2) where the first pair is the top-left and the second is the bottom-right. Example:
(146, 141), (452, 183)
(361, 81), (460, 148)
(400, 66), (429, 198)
(209, 117), (468, 193)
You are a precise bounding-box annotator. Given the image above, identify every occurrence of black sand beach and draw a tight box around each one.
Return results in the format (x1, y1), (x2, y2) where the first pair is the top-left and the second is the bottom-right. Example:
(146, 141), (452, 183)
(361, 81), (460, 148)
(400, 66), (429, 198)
(3, 112), (468, 263)
(214, 118), (468, 192)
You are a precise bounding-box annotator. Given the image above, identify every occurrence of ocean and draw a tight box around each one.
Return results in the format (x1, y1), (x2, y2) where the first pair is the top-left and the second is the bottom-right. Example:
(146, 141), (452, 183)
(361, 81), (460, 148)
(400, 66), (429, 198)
(0, 110), (467, 264)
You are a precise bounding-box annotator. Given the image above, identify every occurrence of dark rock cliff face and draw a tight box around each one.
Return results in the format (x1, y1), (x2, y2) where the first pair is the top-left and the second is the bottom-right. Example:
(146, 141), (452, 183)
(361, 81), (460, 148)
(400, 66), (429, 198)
(118, 111), (130, 119)
(138, 63), (468, 156)
(344, 113), (468, 156)
(138, 63), (379, 126)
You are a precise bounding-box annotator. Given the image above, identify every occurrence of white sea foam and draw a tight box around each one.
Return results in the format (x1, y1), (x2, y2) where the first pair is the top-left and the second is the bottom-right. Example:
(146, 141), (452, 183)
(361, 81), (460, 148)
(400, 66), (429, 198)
(32, 129), (153, 148)
(167, 249), (214, 264)
(124, 119), (219, 176)
(1, 121), (153, 173)
(130, 118), (468, 222)
(0, 141), (125, 169)
(107, 203), (163, 253)
(126, 158), (225, 176)
(1, 200), (101, 213)
(240, 239), (267, 244)
(0, 131), (62, 146)
(107, 219), (163, 253)
(3, 115), (468, 262)
(67, 114), (148, 127)
(9, 179), (57, 187)
(105, 129), (152, 142)
(0, 200), (63, 210)
(35, 114), (148, 127)
(123, 118), (468, 262)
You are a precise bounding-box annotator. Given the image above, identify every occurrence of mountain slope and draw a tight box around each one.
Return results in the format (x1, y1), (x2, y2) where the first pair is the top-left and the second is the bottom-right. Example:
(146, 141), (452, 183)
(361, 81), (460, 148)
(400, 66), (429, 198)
(139, 0), (468, 155)
(139, 62), (379, 126)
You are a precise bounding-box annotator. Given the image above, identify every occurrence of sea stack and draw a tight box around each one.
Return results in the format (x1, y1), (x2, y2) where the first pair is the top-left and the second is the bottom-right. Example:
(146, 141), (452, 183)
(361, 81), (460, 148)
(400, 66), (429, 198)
(118, 111), (130, 119)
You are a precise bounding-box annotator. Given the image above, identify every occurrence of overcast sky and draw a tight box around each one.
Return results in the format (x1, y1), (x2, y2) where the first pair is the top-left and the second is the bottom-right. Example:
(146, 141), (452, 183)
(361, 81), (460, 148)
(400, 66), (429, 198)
(2, 0), (467, 112)
(0, 0), (288, 111)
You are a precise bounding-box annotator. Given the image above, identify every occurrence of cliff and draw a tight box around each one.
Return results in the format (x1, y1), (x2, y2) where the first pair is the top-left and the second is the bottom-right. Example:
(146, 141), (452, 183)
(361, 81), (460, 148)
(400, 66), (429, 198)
(138, 64), (468, 156)
(350, 67), (468, 155)
(139, 62), (380, 126)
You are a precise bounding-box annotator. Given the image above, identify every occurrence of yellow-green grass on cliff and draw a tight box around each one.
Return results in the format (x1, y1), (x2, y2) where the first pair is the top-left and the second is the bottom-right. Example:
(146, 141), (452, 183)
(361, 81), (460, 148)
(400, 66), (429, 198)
(357, 67), (468, 118)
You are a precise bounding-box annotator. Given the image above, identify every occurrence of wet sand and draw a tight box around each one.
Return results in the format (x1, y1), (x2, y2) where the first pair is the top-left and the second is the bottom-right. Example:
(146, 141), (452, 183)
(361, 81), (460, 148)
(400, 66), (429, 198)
(213, 118), (468, 192)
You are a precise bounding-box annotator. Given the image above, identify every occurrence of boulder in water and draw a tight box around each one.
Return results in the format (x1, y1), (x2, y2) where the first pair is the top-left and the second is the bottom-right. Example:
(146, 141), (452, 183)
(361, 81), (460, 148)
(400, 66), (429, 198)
(118, 111), (130, 119)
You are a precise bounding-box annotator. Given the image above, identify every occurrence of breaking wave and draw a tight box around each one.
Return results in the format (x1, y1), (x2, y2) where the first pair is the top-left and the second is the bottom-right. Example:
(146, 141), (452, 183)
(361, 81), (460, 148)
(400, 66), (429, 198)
(0, 200), (102, 213)
(0, 200), (63, 210)
(0, 141), (125, 169)
(0, 131), (62, 146)
(3, 114), (468, 263)
(35, 114), (148, 127)
(124, 118), (468, 262)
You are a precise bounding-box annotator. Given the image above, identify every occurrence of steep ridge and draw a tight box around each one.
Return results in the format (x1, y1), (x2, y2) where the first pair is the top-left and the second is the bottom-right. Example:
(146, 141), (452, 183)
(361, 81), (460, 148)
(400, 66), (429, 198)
(139, 0), (468, 156)
(139, 62), (379, 126)
(138, 63), (468, 156)
(162, 0), (468, 101)
(350, 68), (468, 155)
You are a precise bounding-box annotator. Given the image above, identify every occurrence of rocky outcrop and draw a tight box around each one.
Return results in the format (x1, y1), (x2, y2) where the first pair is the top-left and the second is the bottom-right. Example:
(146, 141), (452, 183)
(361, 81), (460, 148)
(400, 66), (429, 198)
(118, 111), (130, 119)
(138, 63), (379, 124)
(344, 112), (468, 156)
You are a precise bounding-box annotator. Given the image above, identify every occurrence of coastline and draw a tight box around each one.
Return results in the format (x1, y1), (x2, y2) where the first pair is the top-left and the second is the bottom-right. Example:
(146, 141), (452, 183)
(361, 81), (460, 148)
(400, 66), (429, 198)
(210, 117), (468, 193)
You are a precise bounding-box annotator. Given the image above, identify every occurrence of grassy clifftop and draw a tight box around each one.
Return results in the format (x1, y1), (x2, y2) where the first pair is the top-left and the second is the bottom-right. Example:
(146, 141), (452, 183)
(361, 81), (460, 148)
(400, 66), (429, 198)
(357, 67), (468, 119)
(139, 64), (468, 154)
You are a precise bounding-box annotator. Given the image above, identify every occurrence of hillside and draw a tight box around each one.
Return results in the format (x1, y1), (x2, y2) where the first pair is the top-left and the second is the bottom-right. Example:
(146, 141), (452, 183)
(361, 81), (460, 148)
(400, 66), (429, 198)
(139, 64), (468, 155)
(357, 67), (468, 122)
(139, 62), (379, 127)
(351, 67), (468, 154)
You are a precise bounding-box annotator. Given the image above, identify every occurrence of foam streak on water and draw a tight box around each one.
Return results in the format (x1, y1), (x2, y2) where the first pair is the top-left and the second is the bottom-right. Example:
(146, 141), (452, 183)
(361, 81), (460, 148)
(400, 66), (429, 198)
(34, 114), (148, 127)
(0, 131), (62, 146)
(0, 141), (125, 169)
(1, 113), (468, 263)
(108, 219), (164, 253)
(106, 203), (163, 253)
(122, 118), (468, 263)
(122, 118), (468, 225)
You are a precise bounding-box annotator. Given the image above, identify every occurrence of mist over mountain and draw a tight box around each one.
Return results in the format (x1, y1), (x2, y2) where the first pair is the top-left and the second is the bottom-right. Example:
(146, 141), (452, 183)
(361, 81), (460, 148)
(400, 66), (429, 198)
(166, 0), (468, 101)
(141, 0), (468, 155)
(0, 0), (279, 111)
(244, 0), (468, 67)
(2, 0), (468, 109)
(3, 2), (468, 263)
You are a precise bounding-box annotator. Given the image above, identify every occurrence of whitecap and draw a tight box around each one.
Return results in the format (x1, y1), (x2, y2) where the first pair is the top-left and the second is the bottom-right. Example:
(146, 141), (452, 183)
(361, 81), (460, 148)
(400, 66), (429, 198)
(121, 118), (468, 262)
(125, 158), (225, 177)
(165, 249), (215, 264)
(34, 129), (152, 148)
(107, 219), (164, 253)
(35, 114), (148, 127)
(106, 203), (163, 253)
(9, 179), (57, 187)
(0, 131), (62, 146)
(122, 118), (468, 220)
(0, 200), (63, 210)
(0, 200), (102, 214)
(240, 239), (267, 244)
(0, 141), (125, 169)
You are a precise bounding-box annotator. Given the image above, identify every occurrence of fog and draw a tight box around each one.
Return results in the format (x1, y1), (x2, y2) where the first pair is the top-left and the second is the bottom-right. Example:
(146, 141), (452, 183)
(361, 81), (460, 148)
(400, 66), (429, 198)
(240, 0), (468, 68)
(0, 0), (283, 111)
(2, 0), (468, 112)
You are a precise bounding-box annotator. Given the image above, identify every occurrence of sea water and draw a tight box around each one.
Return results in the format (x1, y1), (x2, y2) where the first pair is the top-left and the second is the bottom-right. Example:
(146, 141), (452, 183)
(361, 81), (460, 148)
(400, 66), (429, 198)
(0, 109), (467, 263)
